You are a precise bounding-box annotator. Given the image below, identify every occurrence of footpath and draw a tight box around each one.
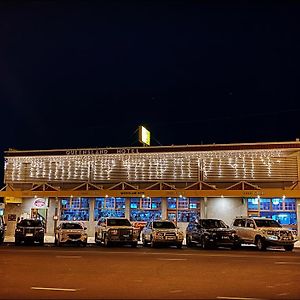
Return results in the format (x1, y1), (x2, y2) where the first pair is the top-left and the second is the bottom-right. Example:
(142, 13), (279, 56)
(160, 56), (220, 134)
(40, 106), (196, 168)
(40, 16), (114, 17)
(3, 236), (300, 248)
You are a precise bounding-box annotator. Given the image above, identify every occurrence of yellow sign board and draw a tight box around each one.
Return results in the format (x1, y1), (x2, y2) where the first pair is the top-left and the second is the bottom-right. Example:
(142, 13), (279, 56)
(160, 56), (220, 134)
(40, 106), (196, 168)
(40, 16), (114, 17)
(138, 126), (150, 146)
(5, 197), (23, 204)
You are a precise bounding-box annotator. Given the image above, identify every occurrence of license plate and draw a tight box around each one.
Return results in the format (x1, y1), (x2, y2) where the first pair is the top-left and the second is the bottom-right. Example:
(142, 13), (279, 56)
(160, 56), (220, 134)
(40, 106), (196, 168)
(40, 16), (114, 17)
(222, 236), (229, 239)
(123, 234), (129, 238)
(26, 233), (33, 237)
(166, 236), (174, 240)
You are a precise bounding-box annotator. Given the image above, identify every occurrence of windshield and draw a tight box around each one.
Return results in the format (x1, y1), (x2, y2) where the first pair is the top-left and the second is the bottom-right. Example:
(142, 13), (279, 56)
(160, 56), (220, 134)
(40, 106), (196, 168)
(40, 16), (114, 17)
(254, 219), (281, 228)
(18, 219), (43, 227)
(107, 219), (131, 226)
(61, 223), (83, 230)
(201, 219), (227, 229)
(153, 221), (176, 229)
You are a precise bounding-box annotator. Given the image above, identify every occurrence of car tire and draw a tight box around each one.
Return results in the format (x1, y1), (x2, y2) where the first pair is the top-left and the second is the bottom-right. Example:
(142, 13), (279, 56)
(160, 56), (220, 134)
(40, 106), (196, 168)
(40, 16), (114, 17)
(177, 242), (183, 249)
(131, 242), (138, 248)
(104, 235), (111, 247)
(150, 237), (156, 248)
(256, 237), (266, 251)
(201, 237), (208, 250)
(82, 241), (87, 247)
(39, 238), (44, 246)
(142, 235), (147, 247)
(186, 235), (193, 247)
(57, 237), (61, 247)
(15, 239), (21, 246)
(95, 233), (100, 245)
(231, 241), (241, 250)
(284, 244), (294, 251)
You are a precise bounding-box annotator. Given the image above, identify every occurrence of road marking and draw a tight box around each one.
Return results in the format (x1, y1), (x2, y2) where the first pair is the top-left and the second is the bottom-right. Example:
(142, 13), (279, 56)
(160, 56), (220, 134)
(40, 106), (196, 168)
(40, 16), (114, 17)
(31, 287), (78, 292)
(55, 255), (82, 259)
(275, 261), (300, 265)
(157, 258), (187, 261)
(217, 297), (264, 300)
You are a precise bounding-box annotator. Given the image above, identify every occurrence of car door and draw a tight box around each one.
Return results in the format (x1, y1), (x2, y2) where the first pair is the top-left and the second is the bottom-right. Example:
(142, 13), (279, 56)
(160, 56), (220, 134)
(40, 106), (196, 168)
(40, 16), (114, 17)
(192, 223), (202, 243)
(233, 218), (247, 242)
(244, 219), (256, 242)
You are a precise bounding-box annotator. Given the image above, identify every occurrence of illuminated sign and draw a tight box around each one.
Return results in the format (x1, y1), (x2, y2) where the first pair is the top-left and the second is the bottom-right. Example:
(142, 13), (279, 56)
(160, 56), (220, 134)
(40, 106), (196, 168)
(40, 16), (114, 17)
(5, 197), (22, 204)
(138, 126), (150, 146)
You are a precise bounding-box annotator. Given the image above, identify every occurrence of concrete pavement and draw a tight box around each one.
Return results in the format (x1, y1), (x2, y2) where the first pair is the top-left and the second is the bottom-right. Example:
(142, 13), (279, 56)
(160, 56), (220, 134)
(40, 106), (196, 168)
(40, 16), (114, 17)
(3, 235), (300, 247)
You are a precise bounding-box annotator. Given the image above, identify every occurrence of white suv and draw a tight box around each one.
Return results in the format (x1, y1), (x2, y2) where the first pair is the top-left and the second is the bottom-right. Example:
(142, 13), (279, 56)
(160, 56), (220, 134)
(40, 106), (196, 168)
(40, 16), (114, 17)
(232, 217), (297, 251)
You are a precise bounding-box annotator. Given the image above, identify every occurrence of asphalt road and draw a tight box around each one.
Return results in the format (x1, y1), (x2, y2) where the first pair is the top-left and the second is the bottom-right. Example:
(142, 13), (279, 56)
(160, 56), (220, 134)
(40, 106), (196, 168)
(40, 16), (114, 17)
(0, 244), (300, 300)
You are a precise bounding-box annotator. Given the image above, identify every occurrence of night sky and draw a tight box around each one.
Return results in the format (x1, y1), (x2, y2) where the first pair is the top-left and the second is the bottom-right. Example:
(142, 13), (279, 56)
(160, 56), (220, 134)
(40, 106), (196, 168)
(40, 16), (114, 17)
(1, 1), (300, 181)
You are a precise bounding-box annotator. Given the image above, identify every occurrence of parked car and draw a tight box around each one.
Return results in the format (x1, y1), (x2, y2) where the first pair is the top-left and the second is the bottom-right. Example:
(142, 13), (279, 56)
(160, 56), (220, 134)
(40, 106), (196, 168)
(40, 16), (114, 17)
(232, 217), (298, 251)
(0, 216), (6, 244)
(55, 222), (88, 247)
(95, 217), (139, 247)
(15, 219), (45, 245)
(186, 219), (241, 249)
(141, 220), (184, 248)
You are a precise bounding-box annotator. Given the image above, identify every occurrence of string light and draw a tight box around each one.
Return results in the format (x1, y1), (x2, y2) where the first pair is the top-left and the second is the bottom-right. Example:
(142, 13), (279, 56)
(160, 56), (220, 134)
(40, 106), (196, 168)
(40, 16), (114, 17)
(4, 149), (298, 183)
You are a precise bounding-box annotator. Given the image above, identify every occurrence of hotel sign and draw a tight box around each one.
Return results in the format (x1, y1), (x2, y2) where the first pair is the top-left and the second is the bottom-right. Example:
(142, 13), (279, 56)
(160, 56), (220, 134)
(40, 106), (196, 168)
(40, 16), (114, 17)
(65, 148), (140, 155)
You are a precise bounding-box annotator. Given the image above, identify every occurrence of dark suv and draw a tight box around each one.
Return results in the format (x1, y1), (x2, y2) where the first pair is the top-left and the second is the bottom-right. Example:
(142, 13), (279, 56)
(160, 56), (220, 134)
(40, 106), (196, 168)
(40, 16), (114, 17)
(186, 219), (241, 249)
(0, 216), (6, 244)
(15, 219), (45, 245)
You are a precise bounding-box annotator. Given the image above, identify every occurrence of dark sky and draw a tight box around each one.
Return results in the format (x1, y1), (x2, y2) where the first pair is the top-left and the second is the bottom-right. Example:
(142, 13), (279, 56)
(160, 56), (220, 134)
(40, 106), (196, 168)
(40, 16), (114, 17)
(1, 1), (300, 166)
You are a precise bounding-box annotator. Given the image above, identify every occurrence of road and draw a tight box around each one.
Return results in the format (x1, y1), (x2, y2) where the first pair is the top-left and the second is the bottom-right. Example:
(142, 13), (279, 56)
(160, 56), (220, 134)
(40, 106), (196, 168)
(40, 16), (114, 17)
(0, 244), (300, 299)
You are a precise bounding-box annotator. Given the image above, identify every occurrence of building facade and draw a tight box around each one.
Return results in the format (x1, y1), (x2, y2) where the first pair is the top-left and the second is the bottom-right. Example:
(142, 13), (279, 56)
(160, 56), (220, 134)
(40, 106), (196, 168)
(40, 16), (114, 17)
(1, 141), (300, 237)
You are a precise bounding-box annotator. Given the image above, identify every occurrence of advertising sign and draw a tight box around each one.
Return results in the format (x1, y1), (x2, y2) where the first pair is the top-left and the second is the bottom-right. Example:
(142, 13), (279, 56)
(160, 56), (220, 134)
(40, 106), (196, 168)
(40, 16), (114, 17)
(138, 126), (150, 146)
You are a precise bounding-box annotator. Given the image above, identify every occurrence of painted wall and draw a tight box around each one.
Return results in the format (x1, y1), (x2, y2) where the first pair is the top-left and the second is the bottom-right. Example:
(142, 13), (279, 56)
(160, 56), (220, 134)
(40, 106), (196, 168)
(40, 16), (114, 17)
(205, 197), (247, 226)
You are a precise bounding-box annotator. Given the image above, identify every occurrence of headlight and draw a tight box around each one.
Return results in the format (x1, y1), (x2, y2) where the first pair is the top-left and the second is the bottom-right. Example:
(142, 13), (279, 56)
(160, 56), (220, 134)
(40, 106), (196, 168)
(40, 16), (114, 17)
(109, 229), (118, 235)
(15, 228), (22, 232)
(38, 229), (44, 233)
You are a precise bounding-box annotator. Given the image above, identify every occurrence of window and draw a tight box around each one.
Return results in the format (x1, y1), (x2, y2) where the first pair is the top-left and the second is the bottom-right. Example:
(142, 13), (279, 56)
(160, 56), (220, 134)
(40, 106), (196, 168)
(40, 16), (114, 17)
(167, 197), (200, 223)
(94, 197), (125, 220)
(272, 198), (283, 210)
(260, 212), (297, 225)
(285, 199), (296, 210)
(260, 198), (271, 210)
(247, 198), (259, 210)
(233, 219), (246, 227)
(247, 197), (297, 227)
(60, 197), (89, 221)
(130, 198), (162, 222)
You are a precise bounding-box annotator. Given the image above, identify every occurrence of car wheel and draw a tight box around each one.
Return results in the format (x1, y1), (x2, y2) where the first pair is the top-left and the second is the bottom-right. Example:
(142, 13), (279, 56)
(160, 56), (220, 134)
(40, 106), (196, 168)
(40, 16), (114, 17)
(0, 237), (4, 244)
(142, 235), (147, 247)
(177, 242), (183, 249)
(82, 241), (87, 247)
(104, 235), (111, 247)
(57, 237), (61, 247)
(231, 241), (241, 250)
(201, 237), (208, 250)
(256, 237), (266, 251)
(39, 238), (44, 246)
(186, 235), (193, 247)
(150, 236), (156, 248)
(284, 244), (294, 251)
(131, 242), (138, 248)
(95, 233), (100, 245)
(15, 239), (21, 246)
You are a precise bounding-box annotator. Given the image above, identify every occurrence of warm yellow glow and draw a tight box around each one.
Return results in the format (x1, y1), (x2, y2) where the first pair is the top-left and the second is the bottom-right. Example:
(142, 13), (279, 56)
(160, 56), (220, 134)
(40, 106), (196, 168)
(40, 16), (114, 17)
(139, 126), (150, 146)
